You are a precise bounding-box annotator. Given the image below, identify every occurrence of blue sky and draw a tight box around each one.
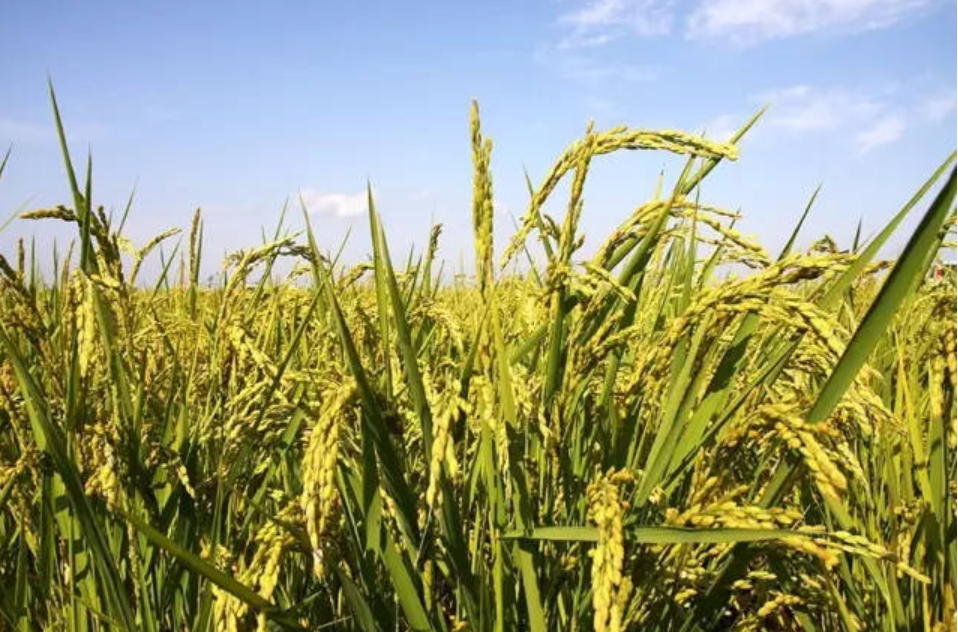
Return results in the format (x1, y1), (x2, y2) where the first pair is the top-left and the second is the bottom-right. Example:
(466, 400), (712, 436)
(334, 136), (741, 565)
(0, 1), (955, 276)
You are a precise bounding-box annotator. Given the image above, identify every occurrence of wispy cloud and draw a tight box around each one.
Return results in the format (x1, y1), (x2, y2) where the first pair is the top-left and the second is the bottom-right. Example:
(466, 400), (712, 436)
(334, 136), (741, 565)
(919, 92), (957, 122)
(752, 83), (958, 153)
(711, 81), (953, 153)
(554, 56), (661, 84)
(551, 0), (937, 48)
(556, 0), (674, 48)
(533, 40), (662, 86)
(533, 40), (662, 121)
(0, 119), (49, 144)
(687, 0), (934, 45)
(579, 94), (626, 120)
(698, 113), (744, 140)
(143, 105), (183, 123)
(0, 117), (108, 145)
(757, 85), (883, 132)
(855, 115), (905, 152)
(299, 188), (367, 218)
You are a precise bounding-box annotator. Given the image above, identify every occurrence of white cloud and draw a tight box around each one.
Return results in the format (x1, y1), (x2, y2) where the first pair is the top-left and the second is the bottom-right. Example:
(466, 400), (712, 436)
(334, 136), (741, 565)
(300, 188), (367, 218)
(717, 81), (952, 152)
(410, 188), (436, 202)
(919, 92), (957, 122)
(143, 105), (183, 122)
(0, 117), (108, 145)
(559, 57), (661, 83)
(723, 84), (915, 152)
(556, 0), (674, 48)
(699, 113), (743, 140)
(572, 94), (626, 121)
(0, 118), (49, 144)
(532, 41), (662, 121)
(533, 42), (662, 87)
(550, 0), (936, 48)
(757, 85), (883, 131)
(687, 0), (933, 44)
(855, 115), (905, 152)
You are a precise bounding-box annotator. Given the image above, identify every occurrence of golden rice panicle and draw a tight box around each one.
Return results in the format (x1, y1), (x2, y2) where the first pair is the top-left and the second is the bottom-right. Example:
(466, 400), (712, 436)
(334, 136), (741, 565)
(189, 206), (202, 280)
(209, 546), (244, 632)
(470, 99), (494, 293)
(250, 506), (299, 631)
(83, 422), (121, 509)
(426, 378), (463, 511)
(20, 205), (78, 222)
(76, 273), (97, 380)
(300, 383), (355, 578)
(665, 488), (802, 531)
(502, 126), (738, 268)
(747, 401), (848, 501)
(756, 592), (803, 619)
(587, 468), (634, 632)
(427, 222), (442, 264)
(214, 503), (300, 632)
(945, 319), (957, 391)
(16, 238), (24, 278)
(780, 535), (840, 570)
(558, 120), (595, 259)
(823, 530), (931, 584)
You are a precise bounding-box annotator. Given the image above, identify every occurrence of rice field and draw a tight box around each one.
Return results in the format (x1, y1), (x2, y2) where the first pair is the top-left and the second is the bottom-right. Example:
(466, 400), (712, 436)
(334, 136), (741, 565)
(0, 91), (956, 632)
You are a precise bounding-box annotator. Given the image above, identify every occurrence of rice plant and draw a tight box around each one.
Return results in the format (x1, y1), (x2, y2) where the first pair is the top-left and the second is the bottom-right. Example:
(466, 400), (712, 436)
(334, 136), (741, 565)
(0, 87), (955, 632)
